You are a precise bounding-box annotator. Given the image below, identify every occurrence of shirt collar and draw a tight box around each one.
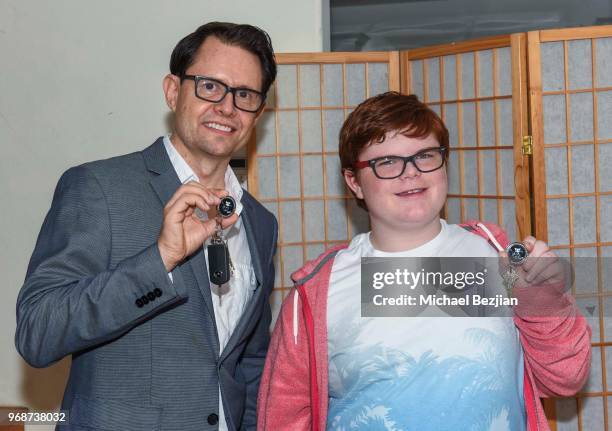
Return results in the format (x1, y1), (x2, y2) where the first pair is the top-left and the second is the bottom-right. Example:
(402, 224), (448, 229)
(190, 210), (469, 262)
(163, 135), (244, 216)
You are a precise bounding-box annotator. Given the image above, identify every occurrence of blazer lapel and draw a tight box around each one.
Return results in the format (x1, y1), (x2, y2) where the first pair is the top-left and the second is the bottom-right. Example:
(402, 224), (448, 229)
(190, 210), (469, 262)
(143, 139), (218, 336)
(219, 196), (266, 361)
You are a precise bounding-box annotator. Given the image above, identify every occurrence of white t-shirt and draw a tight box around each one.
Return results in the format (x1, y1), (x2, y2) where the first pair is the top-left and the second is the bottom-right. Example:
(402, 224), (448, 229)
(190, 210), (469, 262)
(327, 219), (526, 431)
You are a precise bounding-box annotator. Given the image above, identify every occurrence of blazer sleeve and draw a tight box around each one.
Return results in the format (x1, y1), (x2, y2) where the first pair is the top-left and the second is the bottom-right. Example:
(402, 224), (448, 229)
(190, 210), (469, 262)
(239, 215), (277, 430)
(15, 166), (188, 368)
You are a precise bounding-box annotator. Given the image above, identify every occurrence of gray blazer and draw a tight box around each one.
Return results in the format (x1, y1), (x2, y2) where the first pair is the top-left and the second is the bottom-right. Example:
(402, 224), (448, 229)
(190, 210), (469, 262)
(15, 137), (278, 431)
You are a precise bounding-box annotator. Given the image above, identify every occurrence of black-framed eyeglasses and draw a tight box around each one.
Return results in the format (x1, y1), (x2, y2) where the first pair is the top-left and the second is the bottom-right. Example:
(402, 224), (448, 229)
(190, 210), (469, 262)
(181, 75), (265, 113)
(353, 147), (447, 179)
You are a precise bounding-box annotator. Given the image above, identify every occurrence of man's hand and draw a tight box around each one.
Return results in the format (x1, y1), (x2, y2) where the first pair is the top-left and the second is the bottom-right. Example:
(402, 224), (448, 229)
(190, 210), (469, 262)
(157, 182), (239, 272)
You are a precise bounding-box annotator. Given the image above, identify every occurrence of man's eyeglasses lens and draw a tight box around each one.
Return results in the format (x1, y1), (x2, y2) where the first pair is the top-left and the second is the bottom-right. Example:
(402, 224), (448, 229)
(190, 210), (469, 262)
(184, 76), (264, 113)
(373, 149), (445, 179)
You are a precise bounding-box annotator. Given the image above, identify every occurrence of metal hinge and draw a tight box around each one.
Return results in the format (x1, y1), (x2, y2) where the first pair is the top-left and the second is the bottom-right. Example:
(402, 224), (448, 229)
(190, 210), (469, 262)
(522, 136), (533, 155)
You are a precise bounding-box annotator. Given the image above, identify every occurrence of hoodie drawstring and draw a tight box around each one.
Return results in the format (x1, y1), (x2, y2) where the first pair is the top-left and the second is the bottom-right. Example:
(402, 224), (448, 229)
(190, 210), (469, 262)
(476, 222), (504, 252)
(293, 288), (299, 345)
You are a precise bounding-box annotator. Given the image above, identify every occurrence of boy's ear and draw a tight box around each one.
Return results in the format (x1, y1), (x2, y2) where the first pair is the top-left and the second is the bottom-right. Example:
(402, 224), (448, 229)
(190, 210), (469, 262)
(344, 169), (364, 200)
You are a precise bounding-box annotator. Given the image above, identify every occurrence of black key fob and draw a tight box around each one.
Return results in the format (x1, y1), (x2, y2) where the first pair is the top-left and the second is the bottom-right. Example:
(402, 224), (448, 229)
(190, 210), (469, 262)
(208, 242), (230, 285)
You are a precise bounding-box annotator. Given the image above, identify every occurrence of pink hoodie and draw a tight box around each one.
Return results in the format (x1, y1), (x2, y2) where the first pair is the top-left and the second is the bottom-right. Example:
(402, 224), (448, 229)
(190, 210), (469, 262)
(258, 221), (591, 431)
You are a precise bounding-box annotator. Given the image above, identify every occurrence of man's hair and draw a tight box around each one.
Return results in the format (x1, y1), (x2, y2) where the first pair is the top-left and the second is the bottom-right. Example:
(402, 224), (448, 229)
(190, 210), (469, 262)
(339, 91), (449, 210)
(170, 22), (277, 95)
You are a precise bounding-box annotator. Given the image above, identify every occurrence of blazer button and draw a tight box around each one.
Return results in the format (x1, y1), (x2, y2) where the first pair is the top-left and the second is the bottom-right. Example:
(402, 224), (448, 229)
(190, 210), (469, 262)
(135, 298), (144, 308)
(154, 288), (162, 297)
(207, 413), (218, 425)
(147, 292), (156, 301)
(141, 295), (149, 305)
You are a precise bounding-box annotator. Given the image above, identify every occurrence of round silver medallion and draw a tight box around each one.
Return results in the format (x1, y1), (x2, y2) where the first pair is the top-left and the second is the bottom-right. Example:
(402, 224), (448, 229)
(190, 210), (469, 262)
(218, 196), (237, 218)
(506, 242), (528, 266)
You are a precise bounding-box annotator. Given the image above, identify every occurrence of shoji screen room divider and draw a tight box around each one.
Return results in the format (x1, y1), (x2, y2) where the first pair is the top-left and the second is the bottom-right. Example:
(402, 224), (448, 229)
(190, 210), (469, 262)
(247, 25), (612, 430)
(528, 26), (612, 431)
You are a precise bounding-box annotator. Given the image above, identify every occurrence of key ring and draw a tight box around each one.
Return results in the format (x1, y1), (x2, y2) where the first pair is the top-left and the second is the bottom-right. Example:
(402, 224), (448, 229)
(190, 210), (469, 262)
(211, 215), (224, 244)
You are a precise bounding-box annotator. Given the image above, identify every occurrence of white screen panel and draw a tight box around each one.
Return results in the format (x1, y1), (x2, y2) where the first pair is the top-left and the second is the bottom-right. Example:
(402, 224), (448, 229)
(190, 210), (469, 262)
(464, 198), (479, 221)
(461, 102), (477, 147)
(446, 197), (461, 224)
(479, 100), (495, 147)
(281, 246), (303, 286)
(327, 199), (348, 241)
(569, 92), (594, 142)
(257, 157), (277, 199)
(570, 145), (595, 194)
(598, 143), (612, 192)
(300, 110), (322, 153)
(346, 63), (366, 106)
(367, 62), (389, 97)
(299, 64), (321, 107)
(498, 99), (513, 147)
(426, 57), (440, 102)
(541, 41), (565, 92)
(304, 200), (325, 242)
(276, 65), (297, 108)
(277, 111), (300, 152)
(324, 109), (344, 152)
(280, 200), (302, 243)
(462, 151), (478, 194)
(325, 155), (345, 196)
(460, 52), (475, 99)
(545, 147), (569, 195)
(278, 156), (301, 198)
(496, 47), (512, 96)
(411, 60), (424, 101)
(567, 39), (593, 90)
(596, 90), (612, 140)
(481, 150), (497, 195)
(303, 155), (324, 197)
(323, 64), (343, 107)
(477, 49), (494, 98)
(443, 55), (457, 100)
(547, 198), (570, 246)
(595, 37), (612, 88)
(543, 94), (567, 144)
(258, 112), (277, 154)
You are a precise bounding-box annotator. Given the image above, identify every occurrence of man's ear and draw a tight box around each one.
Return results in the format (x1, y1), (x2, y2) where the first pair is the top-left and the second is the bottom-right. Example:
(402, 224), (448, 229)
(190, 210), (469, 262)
(344, 169), (364, 200)
(163, 74), (180, 112)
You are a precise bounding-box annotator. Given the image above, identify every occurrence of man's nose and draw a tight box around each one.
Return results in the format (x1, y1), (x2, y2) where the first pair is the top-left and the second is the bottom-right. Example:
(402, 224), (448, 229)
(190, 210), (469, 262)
(215, 91), (236, 116)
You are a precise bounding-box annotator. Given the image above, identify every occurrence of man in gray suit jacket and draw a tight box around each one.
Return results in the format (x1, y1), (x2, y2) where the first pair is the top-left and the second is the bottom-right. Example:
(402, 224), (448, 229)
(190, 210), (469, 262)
(15, 22), (277, 431)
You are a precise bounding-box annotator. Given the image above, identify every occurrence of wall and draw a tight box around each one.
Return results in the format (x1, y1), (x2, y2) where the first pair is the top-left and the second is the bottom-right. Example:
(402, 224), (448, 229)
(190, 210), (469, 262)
(0, 1), (323, 428)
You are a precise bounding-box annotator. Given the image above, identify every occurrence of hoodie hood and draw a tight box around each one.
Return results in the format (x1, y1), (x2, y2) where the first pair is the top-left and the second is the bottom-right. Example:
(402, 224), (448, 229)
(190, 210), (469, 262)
(290, 244), (349, 286)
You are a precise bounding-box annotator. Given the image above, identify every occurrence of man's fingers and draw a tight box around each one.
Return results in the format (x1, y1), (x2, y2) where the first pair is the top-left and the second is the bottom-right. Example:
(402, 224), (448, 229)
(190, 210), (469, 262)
(166, 193), (211, 219)
(220, 213), (239, 229)
(210, 188), (230, 199)
(166, 183), (225, 209)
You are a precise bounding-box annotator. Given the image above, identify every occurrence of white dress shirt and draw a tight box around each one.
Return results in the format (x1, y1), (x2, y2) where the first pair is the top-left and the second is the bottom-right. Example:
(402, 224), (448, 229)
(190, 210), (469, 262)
(163, 136), (256, 431)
